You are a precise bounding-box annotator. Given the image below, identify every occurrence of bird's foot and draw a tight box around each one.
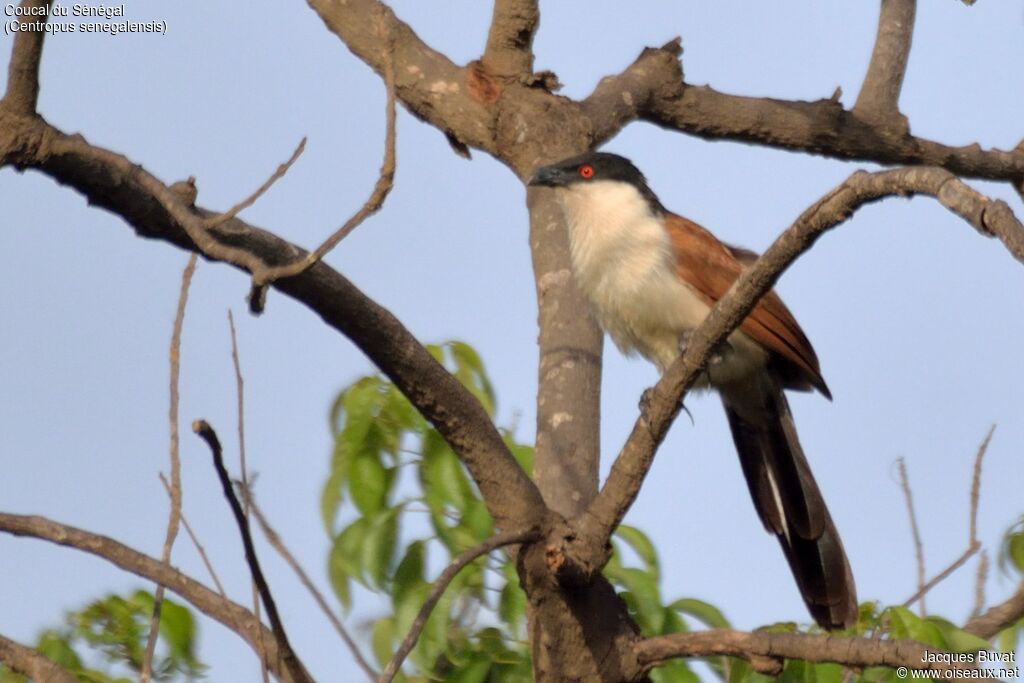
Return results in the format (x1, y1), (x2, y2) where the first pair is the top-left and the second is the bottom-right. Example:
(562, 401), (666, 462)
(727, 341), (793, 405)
(638, 388), (654, 417)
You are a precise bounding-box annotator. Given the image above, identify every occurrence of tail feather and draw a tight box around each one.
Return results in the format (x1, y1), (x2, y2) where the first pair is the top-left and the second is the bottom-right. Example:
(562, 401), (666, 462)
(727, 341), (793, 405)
(721, 375), (857, 630)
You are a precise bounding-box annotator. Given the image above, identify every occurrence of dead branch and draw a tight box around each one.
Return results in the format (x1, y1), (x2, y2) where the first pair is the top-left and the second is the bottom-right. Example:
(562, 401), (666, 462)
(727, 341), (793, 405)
(0, 632), (77, 683)
(142, 253), (198, 683)
(0, 512), (301, 683)
(205, 138), (307, 230)
(635, 629), (974, 677)
(242, 486), (378, 681)
(482, 0), (540, 78)
(0, 113), (547, 533)
(973, 551), (989, 620)
(192, 420), (312, 683)
(226, 311), (271, 683)
(854, 0), (917, 126)
(249, 36), (397, 310)
(903, 426), (992, 607)
(159, 473), (228, 600)
(379, 528), (541, 683)
(578, 168), (1024, 560)
(896, 458), (927, 615)
(0, 0), (53, 115)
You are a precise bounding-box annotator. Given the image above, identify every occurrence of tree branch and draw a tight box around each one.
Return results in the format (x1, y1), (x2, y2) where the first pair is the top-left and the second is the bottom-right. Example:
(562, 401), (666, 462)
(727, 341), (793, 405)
(305, 0), (498, 154)
(577, 167), (1024, 557)
(580, 41), (1024, 184)
(0, 512), (301, 683)
(482, 0), (540, 78)
(242, 486), (378, 681)
(634, 630), (974, 677)
(379, 528), (541, 683)
(193, 420), (312, 683)
(0, 0), (53, 115)
(964, 581), (1024, 639)
(896, 458), (928, 615)
(142, 253), (198, 683)
(0, 632), (78, 683)
(854, 0), (917, 126)
(0, 113), (548, 532)
(903, 426), (992, 608)
(249, 38), (397, 309)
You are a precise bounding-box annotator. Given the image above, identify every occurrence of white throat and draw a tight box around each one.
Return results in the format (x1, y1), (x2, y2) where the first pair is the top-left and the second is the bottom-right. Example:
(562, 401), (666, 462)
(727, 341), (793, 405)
(556, 180), (713, 371)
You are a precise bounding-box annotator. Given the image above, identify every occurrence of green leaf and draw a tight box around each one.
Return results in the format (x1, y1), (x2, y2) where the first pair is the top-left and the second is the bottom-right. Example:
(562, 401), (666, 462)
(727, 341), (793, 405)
(349, 446), (390, 515)
(925, 616), (991, 653)
(607, 566), (663, 634)
(804, 661), (843, 683)
(371, 616), (397, 668)
(668, 597), (731, 630)
(448, 341), (496, 417)
(329, 517), (370, 605)
(392, 541), (427, 607)
(616, 525), (660, 579)
(448, 656), (492, 683)
(35, 630), (82, 669)
(421, 430), (472, 512)
(884, 606), (945, 647)
(498, 577), (527, 633)
(650, 660), (699, 683)
(363, 507), (400, 589)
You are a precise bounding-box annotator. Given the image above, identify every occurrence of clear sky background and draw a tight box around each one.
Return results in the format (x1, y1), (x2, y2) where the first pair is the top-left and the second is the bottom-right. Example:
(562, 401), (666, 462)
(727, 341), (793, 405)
(2, 2), (1022, 681)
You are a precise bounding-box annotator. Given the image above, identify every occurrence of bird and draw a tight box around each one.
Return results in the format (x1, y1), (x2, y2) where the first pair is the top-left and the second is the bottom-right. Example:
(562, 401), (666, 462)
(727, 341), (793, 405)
(528, 151), (857, 630)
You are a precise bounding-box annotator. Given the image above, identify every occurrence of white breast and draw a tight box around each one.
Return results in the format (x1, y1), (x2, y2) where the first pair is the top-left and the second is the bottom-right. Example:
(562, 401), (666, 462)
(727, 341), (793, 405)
(559, 181), (712, 372)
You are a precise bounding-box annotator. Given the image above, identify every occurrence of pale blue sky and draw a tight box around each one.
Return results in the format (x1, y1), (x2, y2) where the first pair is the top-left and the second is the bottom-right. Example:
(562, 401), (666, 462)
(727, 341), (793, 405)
(2, 2), (1023, 681)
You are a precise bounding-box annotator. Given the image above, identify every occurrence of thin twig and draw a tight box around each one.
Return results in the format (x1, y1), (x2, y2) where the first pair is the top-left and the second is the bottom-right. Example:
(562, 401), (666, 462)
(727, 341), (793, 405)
(141, 253), (197, 683)
(227, 310), (270, 683)
(241, 486), (378, 681)
(378, 528), (540, 683)
(903, 427), (993, 608)
(192, 420), (312, 683)
(972, 550), (989, 620)
(248, 25), (397, 311)
(896, 458), (927, 616)
(205, 138), (307, 230)
(158, 473), (228, 600)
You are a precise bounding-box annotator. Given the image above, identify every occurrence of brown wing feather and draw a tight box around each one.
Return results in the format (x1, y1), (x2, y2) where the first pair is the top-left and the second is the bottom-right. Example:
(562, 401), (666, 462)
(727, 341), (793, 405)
(665, 213), (831, 398)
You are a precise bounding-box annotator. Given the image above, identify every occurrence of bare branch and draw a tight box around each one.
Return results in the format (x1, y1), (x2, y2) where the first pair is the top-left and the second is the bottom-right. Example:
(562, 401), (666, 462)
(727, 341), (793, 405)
(482, 0), (540, 78)
(192, 420), (312, 683)
(159, 473), (229, 599)
(0, 113), (546, 532)
(242, 486), (378, 681)
(249, 38), (397, 307)
(0, 632), (78, 683)
(205, 138), (307, 230)
(854, 0), (917, 125)
(635, 629), (975, 677)
(896, 458), (928, 615)
(580, 42), (1024, 185)
(964, 581), (1024, 639)
(379, 528), (541, 683)
(972, 551), (989, 620)
(904, 426), (992, 608)
(1, 0), (53, 115)
(226, 311), (270, 683)
(142, 253), (198, 683)
(0, 512), (302, 683)
(578, 168), (1024, 556)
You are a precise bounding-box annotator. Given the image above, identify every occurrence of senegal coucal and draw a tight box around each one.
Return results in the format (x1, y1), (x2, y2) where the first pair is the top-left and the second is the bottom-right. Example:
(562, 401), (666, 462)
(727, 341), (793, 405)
(529, 151), (857, 630)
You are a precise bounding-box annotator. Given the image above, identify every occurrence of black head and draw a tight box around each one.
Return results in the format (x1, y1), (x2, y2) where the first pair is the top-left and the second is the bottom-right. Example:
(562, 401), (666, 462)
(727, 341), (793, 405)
(528, 152), (664, 212)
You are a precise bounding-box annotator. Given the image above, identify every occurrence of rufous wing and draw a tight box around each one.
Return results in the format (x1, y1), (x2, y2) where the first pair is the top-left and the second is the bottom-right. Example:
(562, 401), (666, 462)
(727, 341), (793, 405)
(665, 213), (831, 398)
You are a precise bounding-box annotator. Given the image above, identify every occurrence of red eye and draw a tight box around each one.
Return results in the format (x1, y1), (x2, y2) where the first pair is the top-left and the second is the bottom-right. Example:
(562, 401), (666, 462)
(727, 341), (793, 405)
(579, 164), (594, 179)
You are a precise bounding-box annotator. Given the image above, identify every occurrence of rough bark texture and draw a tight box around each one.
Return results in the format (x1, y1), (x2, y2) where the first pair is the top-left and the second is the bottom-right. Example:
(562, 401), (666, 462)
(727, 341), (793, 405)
(4, 1), (1024, 681)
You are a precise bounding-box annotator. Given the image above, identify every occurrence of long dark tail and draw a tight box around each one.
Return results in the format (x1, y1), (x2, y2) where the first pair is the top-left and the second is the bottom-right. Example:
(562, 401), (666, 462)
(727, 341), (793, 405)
(720, 374), (857, 630)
